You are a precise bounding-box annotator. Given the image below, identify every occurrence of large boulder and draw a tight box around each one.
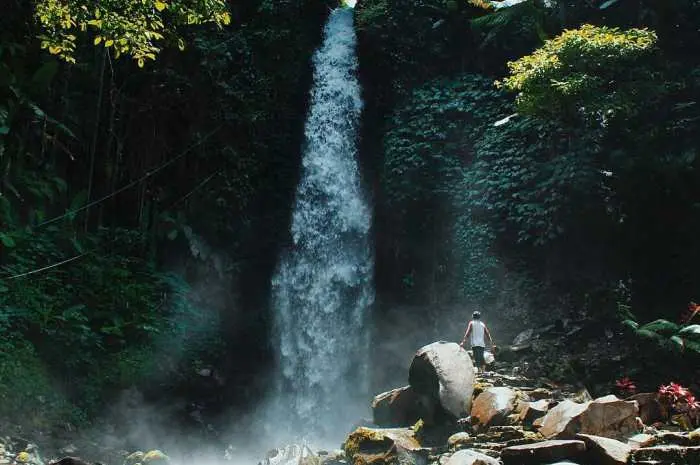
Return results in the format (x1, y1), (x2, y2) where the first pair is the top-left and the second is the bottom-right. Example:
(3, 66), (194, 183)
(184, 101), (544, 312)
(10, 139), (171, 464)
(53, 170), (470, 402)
(471, 387), (518, 427)
(343, 427), (427, 465)
(443, 449), (500, 465)
(408, 341), (475, 420)
(539, 395), (639, 440)
(501, 440), (586, 465)
(372, 386), (434, 427)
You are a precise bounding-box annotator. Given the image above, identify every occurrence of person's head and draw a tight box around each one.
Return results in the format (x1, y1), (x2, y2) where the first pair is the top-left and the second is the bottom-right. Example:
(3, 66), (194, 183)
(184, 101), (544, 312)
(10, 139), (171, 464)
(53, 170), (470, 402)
(472, 311), (481, 320)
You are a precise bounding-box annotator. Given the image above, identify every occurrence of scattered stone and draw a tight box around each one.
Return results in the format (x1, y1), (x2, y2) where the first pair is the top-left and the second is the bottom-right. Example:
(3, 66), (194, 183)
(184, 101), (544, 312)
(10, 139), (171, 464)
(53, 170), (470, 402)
(538, 395), (639, 440)
(260, 445), (319, 465)
(372, 385), (432, 427)
(528, 388), (554, 401)
(447, 432), (475, 451)
(576, 433), (631, 465)
(627, 433), (657, 449)
(501, 439), (586, 465)
(518, 399), (550, 425)
(631, 445), (700, 465)
(409, 341), (475, 420)
(343, 427), (427, 465)
(443, 449), (500, 465)
(471, 387), (518, 427)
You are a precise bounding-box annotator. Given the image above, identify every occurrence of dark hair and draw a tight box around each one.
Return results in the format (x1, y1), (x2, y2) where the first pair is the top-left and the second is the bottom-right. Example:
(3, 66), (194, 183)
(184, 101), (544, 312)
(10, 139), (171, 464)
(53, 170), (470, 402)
(472, 311), (481, 319)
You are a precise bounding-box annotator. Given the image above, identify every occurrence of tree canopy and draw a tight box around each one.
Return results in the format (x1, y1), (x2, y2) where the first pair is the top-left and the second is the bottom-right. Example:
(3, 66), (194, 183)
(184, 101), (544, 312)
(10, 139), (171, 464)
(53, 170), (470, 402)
(34, 0), (231, 65)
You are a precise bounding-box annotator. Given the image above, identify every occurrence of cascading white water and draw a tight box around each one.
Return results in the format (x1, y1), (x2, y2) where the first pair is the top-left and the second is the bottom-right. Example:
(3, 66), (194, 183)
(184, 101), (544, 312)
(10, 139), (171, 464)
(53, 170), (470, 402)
(270, 7), (373, 442)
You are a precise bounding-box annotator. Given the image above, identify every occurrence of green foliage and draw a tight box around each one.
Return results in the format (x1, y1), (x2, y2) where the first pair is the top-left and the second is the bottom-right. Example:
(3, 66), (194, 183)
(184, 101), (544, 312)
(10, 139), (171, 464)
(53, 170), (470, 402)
(500, 24), (658, 120)
(355, 0), (490, 93)
(0, 226), (222, 417)
(383, 75), (510, 207)
(34, 0), (231, 65)
(381, 75), (510, 300)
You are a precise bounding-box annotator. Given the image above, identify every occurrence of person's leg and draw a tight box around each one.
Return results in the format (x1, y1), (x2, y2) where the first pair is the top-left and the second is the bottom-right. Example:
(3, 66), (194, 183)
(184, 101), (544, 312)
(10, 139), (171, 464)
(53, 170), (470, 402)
(473, 346), (484, 370)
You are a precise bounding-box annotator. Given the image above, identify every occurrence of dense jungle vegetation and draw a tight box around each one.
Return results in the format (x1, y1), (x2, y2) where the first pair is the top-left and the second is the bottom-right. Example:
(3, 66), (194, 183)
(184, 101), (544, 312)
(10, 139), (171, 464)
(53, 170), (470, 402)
(1, 0), (700, 440)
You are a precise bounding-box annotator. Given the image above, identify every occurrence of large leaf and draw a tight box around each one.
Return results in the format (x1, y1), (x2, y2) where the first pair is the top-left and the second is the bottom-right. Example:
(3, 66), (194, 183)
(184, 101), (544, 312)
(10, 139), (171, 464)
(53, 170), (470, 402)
(599, 0), (622, 9)
(638, 319), (681, 337)
(678, 325), (700, 341)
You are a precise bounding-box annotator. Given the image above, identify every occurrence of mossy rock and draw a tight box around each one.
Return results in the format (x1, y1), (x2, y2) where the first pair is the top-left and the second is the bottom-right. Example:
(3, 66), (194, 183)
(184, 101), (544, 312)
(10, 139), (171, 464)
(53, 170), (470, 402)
(143, 450), (169, 465)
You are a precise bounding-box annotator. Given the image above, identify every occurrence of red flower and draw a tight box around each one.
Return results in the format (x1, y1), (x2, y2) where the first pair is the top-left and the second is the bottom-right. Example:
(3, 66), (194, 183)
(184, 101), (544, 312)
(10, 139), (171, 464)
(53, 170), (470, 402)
(615, 377), (637, 395)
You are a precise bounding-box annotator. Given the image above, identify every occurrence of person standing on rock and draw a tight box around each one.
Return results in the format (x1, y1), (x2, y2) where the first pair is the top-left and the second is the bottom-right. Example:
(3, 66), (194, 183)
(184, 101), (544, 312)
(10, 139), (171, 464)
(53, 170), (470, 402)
(459, 311), (495, 372)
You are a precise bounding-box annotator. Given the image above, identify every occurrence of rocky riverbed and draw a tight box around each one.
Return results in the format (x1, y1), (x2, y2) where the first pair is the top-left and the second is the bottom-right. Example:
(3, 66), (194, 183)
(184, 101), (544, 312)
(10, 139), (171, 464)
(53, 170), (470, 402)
(2, 337), (699, 465)
(262, 340), (700, 465)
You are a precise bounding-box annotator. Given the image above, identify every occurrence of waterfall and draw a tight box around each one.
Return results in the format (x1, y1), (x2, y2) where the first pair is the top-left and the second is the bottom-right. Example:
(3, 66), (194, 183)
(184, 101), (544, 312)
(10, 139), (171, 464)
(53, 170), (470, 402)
(270, 7), (373, 442)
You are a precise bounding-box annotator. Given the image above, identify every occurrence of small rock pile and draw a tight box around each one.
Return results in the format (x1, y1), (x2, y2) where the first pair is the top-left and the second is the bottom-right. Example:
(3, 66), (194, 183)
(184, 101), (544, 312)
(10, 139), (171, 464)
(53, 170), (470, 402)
(260, 340), (700, 465)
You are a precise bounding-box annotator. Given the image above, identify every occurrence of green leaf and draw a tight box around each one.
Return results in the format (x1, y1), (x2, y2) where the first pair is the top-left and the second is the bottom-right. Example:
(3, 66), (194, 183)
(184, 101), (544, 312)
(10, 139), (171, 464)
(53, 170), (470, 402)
(638, 319), (681, 337)
(167, 229), (178, 240)
(0, 233), (16, 248)
(679, 325), (700, 341)
(599, 0), (622, 9)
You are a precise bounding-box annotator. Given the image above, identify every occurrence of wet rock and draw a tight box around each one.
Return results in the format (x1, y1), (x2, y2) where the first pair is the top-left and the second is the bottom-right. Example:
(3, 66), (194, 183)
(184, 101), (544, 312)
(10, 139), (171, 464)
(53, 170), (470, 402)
(576, 433), (631, 465)
(123, 452), (144, 465)
(443, 449), (499, 465)
(471, 387), (518, 427)
(631, 445), (700, 464)
(409, 341), (475, 420)
(539, 395), (639, 440)
(501, 440), (586, 465)
(319, 450), (348, 465)
(48, 458), (91, 465)
(343, 427), (427, 465)
(142, 451), (169, 465)
(260, 445), (319, 465)
(372, 386), (433, 427)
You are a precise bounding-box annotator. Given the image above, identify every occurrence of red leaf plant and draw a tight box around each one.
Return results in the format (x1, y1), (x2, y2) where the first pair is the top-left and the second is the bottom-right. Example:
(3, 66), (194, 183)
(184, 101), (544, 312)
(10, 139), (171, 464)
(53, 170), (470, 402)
(658, 382), (700, 428)
(615, 377), (637, 396)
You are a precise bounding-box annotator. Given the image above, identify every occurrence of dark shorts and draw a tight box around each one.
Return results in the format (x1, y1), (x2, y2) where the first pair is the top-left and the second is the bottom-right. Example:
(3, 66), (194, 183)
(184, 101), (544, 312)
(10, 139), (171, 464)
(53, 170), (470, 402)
(473, 346), (485, 368)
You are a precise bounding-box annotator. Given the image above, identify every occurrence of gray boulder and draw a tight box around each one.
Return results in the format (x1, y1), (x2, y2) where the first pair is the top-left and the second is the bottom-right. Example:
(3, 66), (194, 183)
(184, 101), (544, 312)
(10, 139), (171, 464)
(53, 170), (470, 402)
(409, 341), (475, 420)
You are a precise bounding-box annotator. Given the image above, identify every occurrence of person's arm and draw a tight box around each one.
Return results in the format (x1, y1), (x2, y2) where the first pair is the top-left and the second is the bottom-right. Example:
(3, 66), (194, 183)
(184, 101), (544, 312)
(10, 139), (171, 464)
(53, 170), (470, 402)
(459, 322), (472, 347)
(484, 324), (495, 348)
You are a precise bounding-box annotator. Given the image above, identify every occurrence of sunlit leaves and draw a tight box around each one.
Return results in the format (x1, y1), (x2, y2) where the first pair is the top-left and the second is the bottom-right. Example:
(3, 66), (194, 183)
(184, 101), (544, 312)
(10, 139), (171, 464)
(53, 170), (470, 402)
(34, 0), (231, 65)
(499, 24), (658, 120)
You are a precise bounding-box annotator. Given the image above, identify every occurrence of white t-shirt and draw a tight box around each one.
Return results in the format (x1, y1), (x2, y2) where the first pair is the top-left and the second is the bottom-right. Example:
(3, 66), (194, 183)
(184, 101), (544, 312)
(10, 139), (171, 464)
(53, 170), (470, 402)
(470, 320), (486, 347)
